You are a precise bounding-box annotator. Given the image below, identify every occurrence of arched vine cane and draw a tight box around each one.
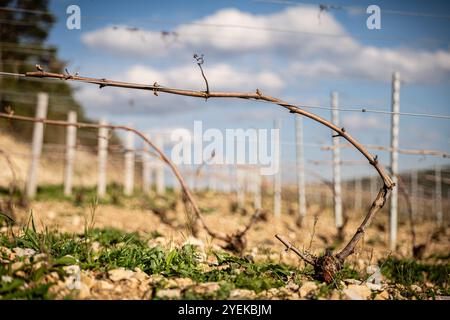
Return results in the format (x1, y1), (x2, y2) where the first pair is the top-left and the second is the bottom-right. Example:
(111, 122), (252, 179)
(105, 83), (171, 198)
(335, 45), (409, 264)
(2, 64), (395, 282)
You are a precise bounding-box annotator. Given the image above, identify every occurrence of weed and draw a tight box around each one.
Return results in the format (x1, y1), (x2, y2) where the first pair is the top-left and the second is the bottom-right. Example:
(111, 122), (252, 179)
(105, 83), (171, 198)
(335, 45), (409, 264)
(0, 226), (304, 299)
(380, 257), (449, 296)
(3, 223), (446, 300)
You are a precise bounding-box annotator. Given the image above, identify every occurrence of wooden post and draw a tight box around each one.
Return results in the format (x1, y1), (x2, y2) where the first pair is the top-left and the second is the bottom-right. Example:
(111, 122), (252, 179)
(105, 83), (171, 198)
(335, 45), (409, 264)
(26, 92), (48, 198)
(295, 115), (307, 223)
(63, 111), (77, 196)
(331, 92), (343, 231)
(97, 119), (108, 198)
(124, 129), (135, 196)
(435, 165), (443, 225)
(390, 71), (400, 251)
(274, 119), (282, 218)
(155, 133), (165, 195)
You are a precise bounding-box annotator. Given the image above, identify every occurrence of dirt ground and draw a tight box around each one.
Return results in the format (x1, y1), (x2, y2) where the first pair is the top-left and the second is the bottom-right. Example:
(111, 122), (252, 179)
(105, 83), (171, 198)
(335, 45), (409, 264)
(1, 192), (447, 300)
(9, 193), (449, 263)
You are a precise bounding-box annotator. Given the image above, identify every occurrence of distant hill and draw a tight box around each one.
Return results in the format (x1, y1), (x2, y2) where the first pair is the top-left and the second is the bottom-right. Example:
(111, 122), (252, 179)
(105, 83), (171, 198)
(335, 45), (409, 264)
(0, 1), (119, 147)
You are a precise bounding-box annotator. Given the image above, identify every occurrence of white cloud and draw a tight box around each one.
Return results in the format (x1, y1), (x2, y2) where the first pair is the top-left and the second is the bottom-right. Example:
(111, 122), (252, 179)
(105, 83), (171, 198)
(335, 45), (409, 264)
(294, 46), (450, 83)
(81, 5), (450, 84)
(342, 114), (387, 131)
(81, 6), (345, 55)
(125, 63), (284, 91)
(81, 25), (180, 56)
(289, 60), (342, 78)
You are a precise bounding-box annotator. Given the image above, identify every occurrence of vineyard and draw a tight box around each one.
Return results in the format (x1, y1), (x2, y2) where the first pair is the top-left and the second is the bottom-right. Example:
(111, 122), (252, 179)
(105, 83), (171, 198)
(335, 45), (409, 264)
(0, 78), (448, 301)
(0, 0), (449, 305)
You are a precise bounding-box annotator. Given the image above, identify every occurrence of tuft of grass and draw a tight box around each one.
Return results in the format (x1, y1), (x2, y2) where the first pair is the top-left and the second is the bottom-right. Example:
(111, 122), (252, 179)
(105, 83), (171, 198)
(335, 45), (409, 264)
(95, 244), (200, 277)
(187, 252), (295, 293)
(88, 228), (143, 246)
(23, 184), (150, 208)
(380, 257), (449, 287)
(1, 224), (304, 299)
(380, 257), (449, 297)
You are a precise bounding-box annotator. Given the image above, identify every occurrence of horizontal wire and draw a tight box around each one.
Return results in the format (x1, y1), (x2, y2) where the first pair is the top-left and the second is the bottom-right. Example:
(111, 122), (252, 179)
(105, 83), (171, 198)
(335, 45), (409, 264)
(0, 6), (53, 15)
(254, 0), (450, 20)
(0, 71), (26, 77)
(1, 7), (449, 45)
(4, 3), (450, 21)
(252, 97), (450, 120)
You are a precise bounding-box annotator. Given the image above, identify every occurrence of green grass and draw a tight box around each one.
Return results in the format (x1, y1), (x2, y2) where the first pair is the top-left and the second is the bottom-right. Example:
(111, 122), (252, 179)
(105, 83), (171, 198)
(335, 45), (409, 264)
(33, 184), (130, 207)
(189, 252), (295, 293)
(2, 212), (447, 300)
(0, 184), (180, 210)
(380, 257), (450, 298)
(380, 257), (449, 287)
(89, 228), (144, 247)
(0, 220), (300, 299)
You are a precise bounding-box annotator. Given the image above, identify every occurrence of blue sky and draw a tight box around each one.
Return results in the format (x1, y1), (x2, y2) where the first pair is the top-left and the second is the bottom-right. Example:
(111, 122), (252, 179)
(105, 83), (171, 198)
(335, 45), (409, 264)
(43, 0), (450, 182)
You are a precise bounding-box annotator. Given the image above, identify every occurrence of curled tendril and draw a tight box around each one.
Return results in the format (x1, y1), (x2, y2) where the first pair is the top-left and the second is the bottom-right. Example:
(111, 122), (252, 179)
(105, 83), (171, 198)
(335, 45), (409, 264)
(193, 53), (209, 95)
(193, 53), (204, 65)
